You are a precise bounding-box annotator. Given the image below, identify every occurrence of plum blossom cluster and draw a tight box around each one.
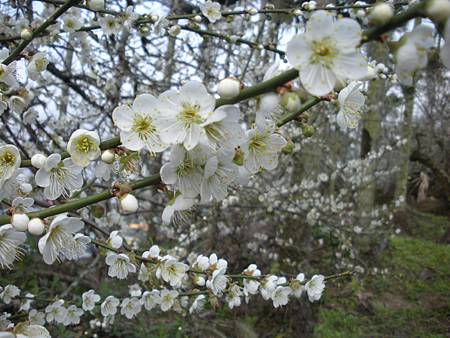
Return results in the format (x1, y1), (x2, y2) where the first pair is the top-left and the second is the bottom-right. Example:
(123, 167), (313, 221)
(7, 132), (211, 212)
(0, 242), (329, 336)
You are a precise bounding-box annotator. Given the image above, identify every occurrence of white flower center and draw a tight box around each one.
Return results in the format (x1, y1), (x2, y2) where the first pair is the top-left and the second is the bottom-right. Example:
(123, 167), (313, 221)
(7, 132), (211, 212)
(310, 39), (338, 66)
(132, 114), (156, 140)
(179, 104), (202, 126)
(75, 136), (96, 153)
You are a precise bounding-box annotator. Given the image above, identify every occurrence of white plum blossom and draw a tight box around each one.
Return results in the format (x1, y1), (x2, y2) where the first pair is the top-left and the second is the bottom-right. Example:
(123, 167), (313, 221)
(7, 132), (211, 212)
(202, 105), (245, 149)
(201, 1), (222, 23)
(0, 225), (26, 269)
(108, 230), (123, 249)
(395, 25), (434, 85)
(64, 305), (83, 325)
(66, 233), (91, 260)
(286, 11), (367, 96)
(160, 145), (205, 198)
(105, 253), (136, 279)
(27, 53), (48, 80)
(260, 275), (278, 300)
(156, 289), (178, 312)
(189, 294), (206, 314)
(63, 15), (82, 33)
(38, 214), (84, 265)
(35, 154), (83, 200)
(112, 94), (167, 153)
(120, 297), (142, 319)
(141, 290), (160, 310)
(101, 296), (120, 316)
(0, 285), (20, 304)
(82, 290), (100, 311)
(243, 264), (261, 295)
(45, 300), (67, 324)
(0, 48), (18, 88)
(206, 268), (228, 295)
(8, 96), (27, 114)
(157, 81), (216, 150)
(19, 293), (33, 311)
(305, 274), (326, 302)
(336, 82), (365, 130)
(67, 129), (101, 167)
(0, 145), (21, 189)
(5, 323), (51, 338)
(200, 149), (238, 203)
(28, 309), (46, 326)
(272, 286), (292, 308)
(226, 284), (242, 309)
(291, 273), (305, 298)
(156, 256), (189, 288)
(99, 15), (122, 35)
(242, 123), (287, 174)
(162, 193), (195, 225)
(194, 254), (210, 271)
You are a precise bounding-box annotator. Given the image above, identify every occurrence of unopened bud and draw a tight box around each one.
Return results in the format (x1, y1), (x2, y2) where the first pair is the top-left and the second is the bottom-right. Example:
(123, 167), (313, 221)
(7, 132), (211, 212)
(11, 213), (30, 232)
(101, 150), (115, 164)
(369, 3), (394, 25)
(281, 92), (301, 113)
(218, 77), (241, 99)
(119, 193), (139, 213)
(28, 218), (45, 235)
(426, 0), (450, 22)
(20, 28), (33, 41)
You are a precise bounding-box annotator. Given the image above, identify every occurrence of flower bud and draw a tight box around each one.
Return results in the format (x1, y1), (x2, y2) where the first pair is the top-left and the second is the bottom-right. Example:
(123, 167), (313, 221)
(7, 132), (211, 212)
(281, 92), (301, 113)
(426, 0), (450, 22)
(120, 193), (139, 213)
(293, 9), (302, 16)
(302, 125), (315, 138)
(259, 92), (280, 113)
(217, 77), (241, 99)
(20, 28), (33, 41)
(193, 15), (202, 23)
(28, 218), (45, 235)
(168, 25), (180, 37)
(282, 138), (295, 154)
(247, 7), (258, 15)
(101, 150), (115, 164)
(31, 153), (47, 169)
(86, 0), (104, 11)
(12, 213), (30, 232)
(369, 3), (394, 25)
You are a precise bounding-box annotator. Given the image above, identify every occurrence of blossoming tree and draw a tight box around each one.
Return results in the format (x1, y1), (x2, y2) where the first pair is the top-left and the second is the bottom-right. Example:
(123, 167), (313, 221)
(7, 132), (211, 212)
(0, 0), (449, 336)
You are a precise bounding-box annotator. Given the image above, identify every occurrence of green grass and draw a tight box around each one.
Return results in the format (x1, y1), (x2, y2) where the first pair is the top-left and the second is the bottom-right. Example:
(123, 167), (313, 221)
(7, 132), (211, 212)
(314, 211), (450, 338)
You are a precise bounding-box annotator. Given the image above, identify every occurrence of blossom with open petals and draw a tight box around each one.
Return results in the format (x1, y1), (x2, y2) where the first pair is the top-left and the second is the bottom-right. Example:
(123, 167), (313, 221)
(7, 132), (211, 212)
(395, 25), (434, 85)
(105, 253), (136, 279)
(336, 82), (365, 130)
(201, 1), (222, 23)
(241, 123), (287, 174)
(305, 274), (326, 302)
(38, 214), (84, 265)
(67, 129), (101, 167)
(0, 145), (21, 189)
(156, 81), (216, 150)
(286, 11), (367, 96)
(112, 94), (167, 153)
(0, 225), (26, 269)
(35, 154), (83, 200)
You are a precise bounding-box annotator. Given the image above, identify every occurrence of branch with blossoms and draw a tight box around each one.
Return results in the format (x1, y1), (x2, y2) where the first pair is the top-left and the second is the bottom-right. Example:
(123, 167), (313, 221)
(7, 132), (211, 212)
(1, 0), (450, 335)
(0, 229), (353, 337)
